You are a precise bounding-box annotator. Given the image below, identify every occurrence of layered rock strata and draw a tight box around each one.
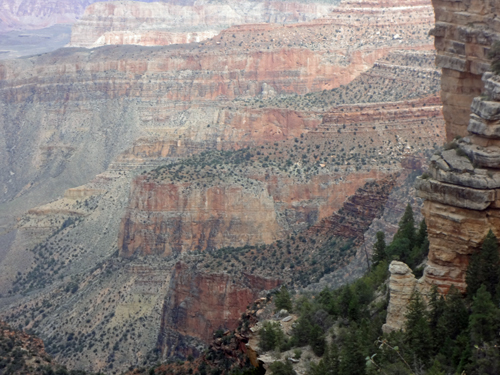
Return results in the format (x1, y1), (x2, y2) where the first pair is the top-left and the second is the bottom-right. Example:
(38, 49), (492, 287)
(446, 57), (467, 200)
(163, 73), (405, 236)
(430, 0), (500, 140)
(157, 262), (281, 358)
(417, 73), (500, 293)
(69, 0), (333, 48)
(383, 261), (419, 333)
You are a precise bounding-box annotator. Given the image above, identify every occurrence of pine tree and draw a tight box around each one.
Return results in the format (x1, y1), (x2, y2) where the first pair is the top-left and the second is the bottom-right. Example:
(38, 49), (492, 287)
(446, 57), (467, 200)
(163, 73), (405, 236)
(466, 230), (500, 300)
(385, 204), (416, 263)
(415, 219), (428, 249)
(310, 324), (326, 357)
(339, 327), (365, 375)
(428, 285), (446, 354)
(469, 285), (499, 345)
(372, 231), (387, 268)
(395, 204), (416, 244)
(275, 286), (293, 312)
(339, 285), (353, 318)
(480, 230), (500, 299)
(404, 290), (432, 364)
(466, 249), (483, 300)
(438, 286), (468, 341)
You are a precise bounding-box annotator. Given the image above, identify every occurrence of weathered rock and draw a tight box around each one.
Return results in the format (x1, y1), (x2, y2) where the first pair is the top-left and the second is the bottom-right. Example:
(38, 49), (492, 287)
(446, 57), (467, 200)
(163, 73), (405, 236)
(467, 114), (500, 139)
(415, 178), (495, 210)
(441, 149), (474, 172)
(421, 201), (500, 292)
(460, 142), (500, 169)
(431, 0), (500, 139)
(470, 97), (500, 121)
(382, 261), (417, 333)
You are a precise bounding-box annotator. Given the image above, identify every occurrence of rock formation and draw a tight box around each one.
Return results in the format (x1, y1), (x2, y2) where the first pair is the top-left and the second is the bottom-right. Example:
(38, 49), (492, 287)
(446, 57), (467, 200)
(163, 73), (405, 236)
(416, 0), (500, 293)
(0, 0), (156, 34)
(384, 0), (500, 332)
(383, 261), (418, 333)
(0, 0), (447, 372)
(430, 0), (500, 140)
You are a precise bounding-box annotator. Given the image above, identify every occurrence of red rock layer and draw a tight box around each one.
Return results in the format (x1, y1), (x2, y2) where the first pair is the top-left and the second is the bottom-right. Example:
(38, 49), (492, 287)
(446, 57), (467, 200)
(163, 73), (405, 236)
(157, 262), (281, 357)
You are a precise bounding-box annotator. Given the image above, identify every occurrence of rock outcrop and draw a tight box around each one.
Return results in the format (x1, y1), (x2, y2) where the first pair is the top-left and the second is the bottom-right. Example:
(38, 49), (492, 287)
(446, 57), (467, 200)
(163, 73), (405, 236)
(383, 261), (418, 333)
(413, 0), (500, 294)
(430, 0), (500, 140)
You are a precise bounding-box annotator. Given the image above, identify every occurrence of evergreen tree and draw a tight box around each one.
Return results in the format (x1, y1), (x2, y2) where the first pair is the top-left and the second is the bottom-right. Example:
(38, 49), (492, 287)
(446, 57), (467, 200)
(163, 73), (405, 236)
(309, 325), (326, 357)
(404, 290), (432, 364)
(415, 219), (428, 249)
(466, 230), (500, 300)
(291, 315), (312, 347)
(428, 285), (446, 354)
(480, 230), (500, 299)
(339, 328), (365, 375)
(372, 231), (387, 268)
(317, 287), (337, 317)
(385, 205), (416, 263)
(275, 286), (293, 312)
(469, 285), (499, 345)
(438, 286), (469, 341)
(309, 342), (340, 375)
(339, 285), (353, 319)
(395, 204), (416, 244)
(268, 361), (295, 375)
(466, 250), (482, 299)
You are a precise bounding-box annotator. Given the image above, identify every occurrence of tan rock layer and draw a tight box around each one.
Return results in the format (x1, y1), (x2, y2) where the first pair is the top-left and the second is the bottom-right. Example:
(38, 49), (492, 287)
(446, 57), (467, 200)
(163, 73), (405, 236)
(431, 0), (500, 140)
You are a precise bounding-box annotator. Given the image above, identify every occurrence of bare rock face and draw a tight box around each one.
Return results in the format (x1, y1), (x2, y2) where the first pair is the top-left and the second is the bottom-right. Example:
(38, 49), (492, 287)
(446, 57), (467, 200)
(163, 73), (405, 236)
(157, 262), (281, 358)
(430, 0), (500, 140)
(383, 261), (418, 333)
(119, 178), (281, 256)
(415, 0), (500, 293)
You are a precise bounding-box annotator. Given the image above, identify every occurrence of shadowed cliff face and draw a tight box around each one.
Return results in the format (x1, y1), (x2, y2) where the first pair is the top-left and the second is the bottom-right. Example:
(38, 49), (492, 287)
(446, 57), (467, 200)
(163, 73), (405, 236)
(157, 262), (281, 358)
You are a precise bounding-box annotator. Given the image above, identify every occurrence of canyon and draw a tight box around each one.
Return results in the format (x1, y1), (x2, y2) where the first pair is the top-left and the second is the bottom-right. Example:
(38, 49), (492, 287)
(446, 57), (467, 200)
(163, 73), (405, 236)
(0, 0), (447, 372)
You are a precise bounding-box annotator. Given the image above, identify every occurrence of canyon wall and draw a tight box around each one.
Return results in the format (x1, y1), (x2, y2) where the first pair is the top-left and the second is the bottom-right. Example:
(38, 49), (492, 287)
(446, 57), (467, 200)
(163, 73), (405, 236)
(0, 0), (157, 33)
(157, 262), (281, 357)
(69, 1), (333, 48)
(0, 0), (447, 371)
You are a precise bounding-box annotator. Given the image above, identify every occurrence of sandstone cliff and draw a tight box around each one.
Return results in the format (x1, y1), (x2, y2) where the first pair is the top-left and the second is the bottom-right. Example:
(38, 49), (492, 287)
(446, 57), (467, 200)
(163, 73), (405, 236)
(383, 0), (500, 333)
(430, 0), (500, 140)
(0, 0), (156, 34)
(414, 0), (500, 293)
